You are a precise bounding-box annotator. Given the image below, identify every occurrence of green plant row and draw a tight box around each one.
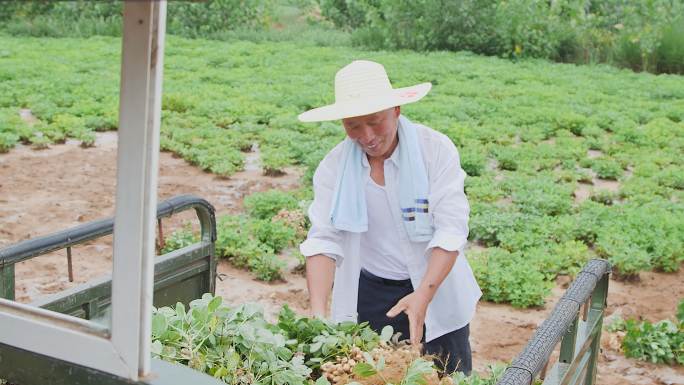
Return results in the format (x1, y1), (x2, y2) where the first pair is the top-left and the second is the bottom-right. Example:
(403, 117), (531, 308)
(2, 34), (682, 305)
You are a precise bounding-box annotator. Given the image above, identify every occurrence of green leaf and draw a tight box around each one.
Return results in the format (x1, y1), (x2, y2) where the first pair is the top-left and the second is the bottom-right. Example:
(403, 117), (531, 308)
(213, 366), (228, 378)
(309, 341), (322, 353)
(315, 376), (331, 385)
(380, 325), (394, 342)
(208, 295), (222, 313)
(151, 313), (168, 337)
(401, 358), (434, 385)
(175, 302), (186, 320)
(353, 362), (377, 378)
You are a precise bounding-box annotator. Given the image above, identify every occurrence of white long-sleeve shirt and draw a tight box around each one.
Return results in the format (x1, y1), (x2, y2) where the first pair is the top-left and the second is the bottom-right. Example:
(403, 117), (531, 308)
(300, 122), (482, 342)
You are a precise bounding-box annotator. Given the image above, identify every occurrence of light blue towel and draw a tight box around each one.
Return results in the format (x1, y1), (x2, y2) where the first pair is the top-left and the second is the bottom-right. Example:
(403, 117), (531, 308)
(330, 115), (433, 242)
(329, 137), (368, 232)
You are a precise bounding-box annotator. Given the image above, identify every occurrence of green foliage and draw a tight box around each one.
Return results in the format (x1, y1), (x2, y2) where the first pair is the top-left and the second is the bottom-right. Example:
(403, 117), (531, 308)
(1, 32), (682, 304)
(591, 158), (623, 180)
(319, 0), (684, 74)
(494, 0), (571, 60)
(215, 213), (296, 281)
(29, 132), (51, 149)
(469, 206), (521, 247)
(3, 0), (684, 73)
(592, 200), (684, 276)
(0, 1), (274, 39)
(656, 17), (684, 74)
(248, 252), (286, 281)
(154, 295), (503, 385)
(0, 108), (26, 151)
(151, 296), (393, 384)
(317, 0), (375, 30)
(526, 241), (591, 280)
(609, 306), (684, 366)
(654, 166), (684, 190)
(0, 131), (18, 153)
(161, 223), (199, 254)
(590, 189), (617, 205)
(0, 1), (123, 37)
(351, 0), (502, 54)
(166, 0), (275, 38)
(244, 189), (300, 220)
(451, 363), (507, 385)
(252, 218), (296, 253)
(623, 319), (683, 365)
(215, 215), (252, 261)
(276, 305), (381, 368)
(261, 147), (294, 175)
(493, 147), (518, 171)
(464, 175), (504, 203)
(459, 146), (488, 177)
(505, 175), (574, 216)
(470, 248), (553, 308)
(151, 295), (313, 385)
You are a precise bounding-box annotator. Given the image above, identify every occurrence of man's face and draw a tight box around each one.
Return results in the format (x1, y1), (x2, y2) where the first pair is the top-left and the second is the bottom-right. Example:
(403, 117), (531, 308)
(342, 107), (400, 160)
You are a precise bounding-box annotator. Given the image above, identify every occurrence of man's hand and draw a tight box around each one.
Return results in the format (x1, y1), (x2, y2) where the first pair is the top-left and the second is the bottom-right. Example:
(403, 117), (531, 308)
(386, 288), (432, 345)
(387, 247), (459, 345)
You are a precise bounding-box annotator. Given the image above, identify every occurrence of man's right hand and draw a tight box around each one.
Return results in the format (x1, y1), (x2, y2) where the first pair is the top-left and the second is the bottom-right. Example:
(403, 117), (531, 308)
(305, 254), (336, 318)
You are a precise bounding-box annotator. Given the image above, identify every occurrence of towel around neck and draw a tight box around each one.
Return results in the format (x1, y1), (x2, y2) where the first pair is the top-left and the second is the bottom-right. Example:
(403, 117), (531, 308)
(329, 115), (433, 242)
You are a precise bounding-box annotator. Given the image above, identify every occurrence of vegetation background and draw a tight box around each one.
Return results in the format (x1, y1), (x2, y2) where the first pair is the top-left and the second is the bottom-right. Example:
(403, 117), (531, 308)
(1, 0), (683, 74)
(0, 0), (682, 382)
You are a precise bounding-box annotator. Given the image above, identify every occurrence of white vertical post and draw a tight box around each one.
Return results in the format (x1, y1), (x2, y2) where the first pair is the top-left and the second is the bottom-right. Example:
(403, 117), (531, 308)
(139, 0), (166, 376)
(111, 0), (166, 380)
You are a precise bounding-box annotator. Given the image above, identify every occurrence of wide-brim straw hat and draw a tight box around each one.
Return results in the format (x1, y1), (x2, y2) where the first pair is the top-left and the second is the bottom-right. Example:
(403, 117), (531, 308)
(298, 60), (432, 122)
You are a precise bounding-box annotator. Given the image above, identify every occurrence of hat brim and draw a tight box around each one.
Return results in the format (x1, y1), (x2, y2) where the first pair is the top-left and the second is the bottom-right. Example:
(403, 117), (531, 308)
(298, 82), (432, 123)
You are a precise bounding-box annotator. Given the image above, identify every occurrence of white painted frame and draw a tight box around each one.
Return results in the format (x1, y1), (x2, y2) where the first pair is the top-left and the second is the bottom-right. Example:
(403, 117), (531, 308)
(0, 1), (166, 380)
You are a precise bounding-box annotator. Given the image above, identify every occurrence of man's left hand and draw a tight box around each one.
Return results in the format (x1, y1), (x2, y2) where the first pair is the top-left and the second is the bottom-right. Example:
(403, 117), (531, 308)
(386, 288), (432, 345)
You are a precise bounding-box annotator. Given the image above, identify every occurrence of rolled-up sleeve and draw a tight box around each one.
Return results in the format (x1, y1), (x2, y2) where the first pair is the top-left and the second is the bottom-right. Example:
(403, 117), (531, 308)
(425, 138), (470, 257)
(300, 153), (345, 266)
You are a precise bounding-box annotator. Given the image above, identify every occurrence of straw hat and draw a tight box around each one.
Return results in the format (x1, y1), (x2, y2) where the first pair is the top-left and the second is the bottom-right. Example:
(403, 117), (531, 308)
(298, 60), (432, 122)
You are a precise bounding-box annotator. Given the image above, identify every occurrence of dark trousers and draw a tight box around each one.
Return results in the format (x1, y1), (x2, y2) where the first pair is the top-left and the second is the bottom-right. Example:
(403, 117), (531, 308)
(357, 268), (472, 375)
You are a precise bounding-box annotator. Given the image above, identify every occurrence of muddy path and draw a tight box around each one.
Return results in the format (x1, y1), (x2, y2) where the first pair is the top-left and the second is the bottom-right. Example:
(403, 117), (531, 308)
(0, 133), (681, 384)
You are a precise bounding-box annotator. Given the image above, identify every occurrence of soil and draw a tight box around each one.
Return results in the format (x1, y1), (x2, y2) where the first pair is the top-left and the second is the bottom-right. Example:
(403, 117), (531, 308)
(1, 132), (682, 385)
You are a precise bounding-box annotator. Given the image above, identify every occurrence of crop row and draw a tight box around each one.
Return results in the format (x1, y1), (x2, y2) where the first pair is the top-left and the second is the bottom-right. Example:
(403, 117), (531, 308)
(1, 35), (683, 307)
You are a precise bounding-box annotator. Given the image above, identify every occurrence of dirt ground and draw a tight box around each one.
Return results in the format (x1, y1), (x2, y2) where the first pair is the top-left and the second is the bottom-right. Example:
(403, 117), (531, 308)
(0, 132), (682, 385)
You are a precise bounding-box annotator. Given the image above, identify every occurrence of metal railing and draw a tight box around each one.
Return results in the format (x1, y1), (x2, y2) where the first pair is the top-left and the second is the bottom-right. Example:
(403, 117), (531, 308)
(0, 194), (217, 301)
(496, 259), (611, 385)
(0, 194), (223, 384)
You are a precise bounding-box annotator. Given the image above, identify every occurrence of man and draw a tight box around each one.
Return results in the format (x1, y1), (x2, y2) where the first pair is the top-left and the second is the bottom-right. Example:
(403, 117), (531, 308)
(298, 60), (481, 374)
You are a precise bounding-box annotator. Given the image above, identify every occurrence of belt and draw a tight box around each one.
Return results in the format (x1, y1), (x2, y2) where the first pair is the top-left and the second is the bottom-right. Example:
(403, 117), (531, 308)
(360, 269), (412, 288)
